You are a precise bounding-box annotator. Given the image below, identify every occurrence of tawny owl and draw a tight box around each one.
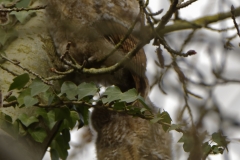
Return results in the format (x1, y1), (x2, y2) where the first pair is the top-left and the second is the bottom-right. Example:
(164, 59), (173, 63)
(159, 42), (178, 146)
(46, 0), (172, 159)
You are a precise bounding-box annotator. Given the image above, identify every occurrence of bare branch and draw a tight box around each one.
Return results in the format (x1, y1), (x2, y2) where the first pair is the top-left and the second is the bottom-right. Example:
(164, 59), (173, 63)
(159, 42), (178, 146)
(0, 5), (46, 12)
(231, 5), (240, 38)
(161, 6), (240, 34)
(177, 0), (198, 9)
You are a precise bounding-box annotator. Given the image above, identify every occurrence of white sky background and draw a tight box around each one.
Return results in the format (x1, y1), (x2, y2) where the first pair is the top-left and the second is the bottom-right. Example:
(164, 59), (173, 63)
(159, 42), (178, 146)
(44, 0), (240, 160)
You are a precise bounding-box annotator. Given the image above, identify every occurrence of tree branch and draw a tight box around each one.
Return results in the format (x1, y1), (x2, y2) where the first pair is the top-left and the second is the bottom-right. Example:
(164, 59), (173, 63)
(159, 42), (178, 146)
(160, 6), (240, 34)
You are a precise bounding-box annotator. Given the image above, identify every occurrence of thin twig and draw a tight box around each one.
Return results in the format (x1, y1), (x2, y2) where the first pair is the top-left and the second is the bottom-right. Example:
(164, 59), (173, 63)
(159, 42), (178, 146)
(177, 0), (198, 9)
(231, 5), (240, 37)
(0, 64), (19, 76)
(0, 55), (51, 85)
(0, 5), (46, 12)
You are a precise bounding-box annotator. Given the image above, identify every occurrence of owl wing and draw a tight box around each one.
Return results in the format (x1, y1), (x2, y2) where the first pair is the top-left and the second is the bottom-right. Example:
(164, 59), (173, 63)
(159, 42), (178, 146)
(94, 20), (149, 97)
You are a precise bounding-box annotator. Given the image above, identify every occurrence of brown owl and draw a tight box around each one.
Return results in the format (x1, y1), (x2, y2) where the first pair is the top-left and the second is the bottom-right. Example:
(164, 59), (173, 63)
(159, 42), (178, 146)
(46, 0), (172, 159)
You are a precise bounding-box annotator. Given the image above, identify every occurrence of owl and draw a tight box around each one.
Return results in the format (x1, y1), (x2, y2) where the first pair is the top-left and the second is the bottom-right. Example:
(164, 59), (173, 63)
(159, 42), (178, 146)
(46, 0), (172, 159)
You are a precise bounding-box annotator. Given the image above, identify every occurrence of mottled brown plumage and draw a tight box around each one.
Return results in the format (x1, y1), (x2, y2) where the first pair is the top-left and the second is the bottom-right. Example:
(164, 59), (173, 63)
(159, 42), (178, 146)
(46, 0), (171, 159)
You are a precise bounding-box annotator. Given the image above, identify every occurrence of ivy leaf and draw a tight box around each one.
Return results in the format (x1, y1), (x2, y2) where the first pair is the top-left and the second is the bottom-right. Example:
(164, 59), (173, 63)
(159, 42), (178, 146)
(212, 145), (224, 154)
(29, 78), (50, 96)
(10, 0), (35, 24)
(23, 95), (38, 107)
(202, 142), (212, 155)
(126, 106), (141, 115)
(102, 86), (122, 103)
(18, 122), (27, 136)
(120, 88), (138, 103)
(140, 108), (148, 113)
(39, 90), (55, 105)
(18, 113), (39, 127)
(15, 0), (31, 7)
(103, 87), (139, 103)
(77, 82), (98, 100)
(137, 95), (152, 112)
(62, 129), (71, 144)
(59, 111), (79, 130)
(212, 132), (229, 150)
(77, 105), (89, 125)
(150, 116), (162, 123)
(46, 110), (57, 130)
(113, 102), (125, 111)
(54, 107), (70, 121)
(50, 149), (59, 160)
(60, 81), (78, 100)
(35, 108), (57, 130)
(65, 111), (79, 129)
(17, 88), (31, 106)
(150, 111), (172, 131)
(28, 127), (47, 143)
(160, 111), (172, 131)
(35, 108), (48, 122)
(9, 73), (30, 91)
(178, 133), (194, 152)
(51, 133), (69, 159)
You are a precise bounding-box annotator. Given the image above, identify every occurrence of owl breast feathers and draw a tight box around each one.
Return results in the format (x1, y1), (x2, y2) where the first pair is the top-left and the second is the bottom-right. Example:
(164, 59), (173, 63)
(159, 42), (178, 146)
(46, 0), (172, 159)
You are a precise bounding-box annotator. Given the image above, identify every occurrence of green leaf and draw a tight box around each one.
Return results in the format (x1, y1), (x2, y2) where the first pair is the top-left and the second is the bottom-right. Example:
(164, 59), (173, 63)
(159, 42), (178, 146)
(119, 88), (138, 103)
(28, 127), (47, 143)
(18, 113), (39, 127)
(59, 119), (69, 131)
(126, 106), (141, 115)
(102, 86), (122, 103)
(35, 108), (48, 119)
(202, 142), (211, 155)
(212, 132), (229, 150)
(77, 82), (98, 100)
(77, 106), (89, 125)
(51, 133), (69, 159)
(5, 95), (17, 102)
(35, 108), (49, 124)
(16, 0), (31, 7)
(160, 111), (172, 131)
(50, 149), (59, 160)
(38, 90), (56, 105)
(137, 95), (152, 112)
(62, 129), (71, 143)
(10, 0), (35, 24)
(69, 111), (79, 128)
(140, 108), (147, 113)
(29, 78), (50, 96)
(9, 73), (30, 90)
(212, 145), (224, 154)
(113, 102), (125, 111)
(178, 133), (194, 152)
(46, 110), (57, 130)
(102, 87), (139, 103)
(17, 88), (31, 106)
(54, 107), (70, 121)
(150, 116), (162, 123)
(11, 11), (36, 24)
(150, 111), (172, 131)
(60, 81), (78, 100)
(18, 122), (27, 136)
(23, 95), (38, 107)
